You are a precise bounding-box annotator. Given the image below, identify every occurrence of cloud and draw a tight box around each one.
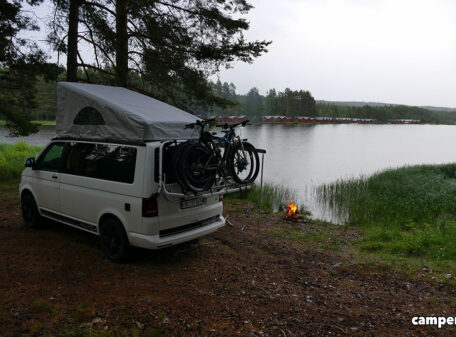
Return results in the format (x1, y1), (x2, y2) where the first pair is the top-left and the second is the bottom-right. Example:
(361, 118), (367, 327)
(218, 0), (456, 107)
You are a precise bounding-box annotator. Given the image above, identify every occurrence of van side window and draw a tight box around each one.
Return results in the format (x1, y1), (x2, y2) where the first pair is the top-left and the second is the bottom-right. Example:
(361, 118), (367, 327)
(65, 143), (137, 184)
(37, 143), (65, 172)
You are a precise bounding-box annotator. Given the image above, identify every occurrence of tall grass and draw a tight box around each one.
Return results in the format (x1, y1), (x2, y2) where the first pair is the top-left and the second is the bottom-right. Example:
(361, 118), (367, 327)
(0, 142), (43, 182)
(0, 120), (56, 126)
(317, 164), (456, 261)
(227, 182), (301, 212)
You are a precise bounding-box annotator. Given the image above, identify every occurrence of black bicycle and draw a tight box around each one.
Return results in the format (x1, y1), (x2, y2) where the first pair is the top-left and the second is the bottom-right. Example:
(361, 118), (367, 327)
(173, 118), (260, 193)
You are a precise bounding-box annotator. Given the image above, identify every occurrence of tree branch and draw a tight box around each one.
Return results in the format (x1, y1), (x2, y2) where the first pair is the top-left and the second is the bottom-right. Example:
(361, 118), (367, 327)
(82, 1), (116, 16)
(76, 63), (115, 76)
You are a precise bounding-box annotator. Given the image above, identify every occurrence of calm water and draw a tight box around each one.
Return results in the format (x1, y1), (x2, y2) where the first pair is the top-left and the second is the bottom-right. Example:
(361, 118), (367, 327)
(240, 124), (456, 219)
(2, 124), (456, 219)
(0, 125), (56, 146)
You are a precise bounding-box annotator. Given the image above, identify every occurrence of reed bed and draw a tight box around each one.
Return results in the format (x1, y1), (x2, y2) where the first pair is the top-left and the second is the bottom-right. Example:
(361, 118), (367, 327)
(317, 164), (456, 261)
(227, 182), (302, 212)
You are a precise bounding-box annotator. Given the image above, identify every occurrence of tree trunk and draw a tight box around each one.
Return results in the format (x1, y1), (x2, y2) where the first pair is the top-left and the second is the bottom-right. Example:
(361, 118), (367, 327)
(115, 0), (128, 87)
(66, 0), (79, 82)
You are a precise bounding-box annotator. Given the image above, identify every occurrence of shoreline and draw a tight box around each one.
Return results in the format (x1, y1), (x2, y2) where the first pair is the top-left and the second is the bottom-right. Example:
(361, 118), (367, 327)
(1, 180), (455, 336)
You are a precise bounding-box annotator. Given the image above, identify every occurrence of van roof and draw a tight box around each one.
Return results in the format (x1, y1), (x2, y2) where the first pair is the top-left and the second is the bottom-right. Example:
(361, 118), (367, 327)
(56, 82), (200, 143)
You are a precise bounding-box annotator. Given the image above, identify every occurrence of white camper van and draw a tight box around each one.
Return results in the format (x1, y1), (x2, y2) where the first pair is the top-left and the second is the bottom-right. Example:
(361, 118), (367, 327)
(19, 82), (225, 262)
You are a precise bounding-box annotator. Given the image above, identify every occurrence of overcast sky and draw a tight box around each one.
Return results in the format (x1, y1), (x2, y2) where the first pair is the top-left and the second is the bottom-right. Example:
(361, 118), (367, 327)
(217, 0), (456, 107)
(29, 0), (456, 107)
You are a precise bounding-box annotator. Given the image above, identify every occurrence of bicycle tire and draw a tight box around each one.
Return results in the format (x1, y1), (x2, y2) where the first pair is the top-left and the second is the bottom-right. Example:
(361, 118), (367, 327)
(177, 142), (217, 193)
(172, 141), (197, 192)
(229, 141), (260, 184)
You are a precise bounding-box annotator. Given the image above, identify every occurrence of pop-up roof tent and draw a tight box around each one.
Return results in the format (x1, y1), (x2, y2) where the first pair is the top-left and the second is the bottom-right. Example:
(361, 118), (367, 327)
(56, 82), (200, 143)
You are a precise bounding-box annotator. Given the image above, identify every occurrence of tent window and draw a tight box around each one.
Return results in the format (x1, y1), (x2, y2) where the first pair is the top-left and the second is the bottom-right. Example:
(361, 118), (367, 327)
(73, 107), (105, 125)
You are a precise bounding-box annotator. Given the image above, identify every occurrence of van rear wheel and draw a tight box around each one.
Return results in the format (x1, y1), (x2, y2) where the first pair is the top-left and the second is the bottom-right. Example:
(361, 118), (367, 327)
(99, 217), (130, 263)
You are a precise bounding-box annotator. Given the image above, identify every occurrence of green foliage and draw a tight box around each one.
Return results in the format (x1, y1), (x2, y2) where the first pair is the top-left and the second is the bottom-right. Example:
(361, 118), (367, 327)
(245, 87), (263, 117)
(29, 76), (61, 120)
(48, 0), (270, 113)
(207, 83), (317, 118)
(0, 142), (43, 182)
(316, 103), (443, 123)
(209, 85), (453, 122)
(317, 164), (456, 261)
(0, 0), (61, 136)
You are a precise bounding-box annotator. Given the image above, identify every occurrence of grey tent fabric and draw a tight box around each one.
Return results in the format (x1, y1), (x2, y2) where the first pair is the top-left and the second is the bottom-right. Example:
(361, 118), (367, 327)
(56, 82), (200, 143)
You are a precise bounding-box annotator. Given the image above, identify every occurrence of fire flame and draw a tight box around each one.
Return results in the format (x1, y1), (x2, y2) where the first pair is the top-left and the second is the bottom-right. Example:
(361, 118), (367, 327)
(287, 202), (298, 216)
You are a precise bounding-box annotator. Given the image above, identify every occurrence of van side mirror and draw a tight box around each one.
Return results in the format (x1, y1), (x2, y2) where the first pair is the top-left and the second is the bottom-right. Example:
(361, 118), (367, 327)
(25, 157), (36, 168)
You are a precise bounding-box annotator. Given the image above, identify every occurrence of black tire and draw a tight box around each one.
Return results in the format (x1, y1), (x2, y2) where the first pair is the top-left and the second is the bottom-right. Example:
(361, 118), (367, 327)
(172, 140), (198, 193)
(99, 217), (130, 263)
(21, 193), (42, 228)
(229, 141), (260, 184)
(177, 142), (217, 193)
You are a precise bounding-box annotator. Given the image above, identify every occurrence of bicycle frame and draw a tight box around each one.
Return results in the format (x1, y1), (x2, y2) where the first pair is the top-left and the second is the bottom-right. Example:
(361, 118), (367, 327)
(184, 119), (251, 183)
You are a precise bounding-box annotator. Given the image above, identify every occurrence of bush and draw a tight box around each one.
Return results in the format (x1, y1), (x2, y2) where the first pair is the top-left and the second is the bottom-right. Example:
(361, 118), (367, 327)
(0, 142), (43, 182)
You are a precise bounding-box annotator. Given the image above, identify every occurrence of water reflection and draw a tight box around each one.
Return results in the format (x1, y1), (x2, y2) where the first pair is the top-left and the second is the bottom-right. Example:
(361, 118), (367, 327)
(2, 123), (456, 220)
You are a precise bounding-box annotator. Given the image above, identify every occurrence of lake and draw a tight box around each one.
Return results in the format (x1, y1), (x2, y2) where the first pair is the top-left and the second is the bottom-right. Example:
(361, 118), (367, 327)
(2, 124), (456, 220)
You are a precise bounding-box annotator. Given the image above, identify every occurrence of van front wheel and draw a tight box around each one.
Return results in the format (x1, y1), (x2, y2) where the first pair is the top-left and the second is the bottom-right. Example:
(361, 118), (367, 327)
(21, 193), (42, 228)
(99, 217), (130, 263)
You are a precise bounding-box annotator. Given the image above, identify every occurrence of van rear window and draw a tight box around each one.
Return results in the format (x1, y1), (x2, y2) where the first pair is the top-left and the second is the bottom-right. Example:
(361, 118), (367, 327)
(65, 143), (137, 184)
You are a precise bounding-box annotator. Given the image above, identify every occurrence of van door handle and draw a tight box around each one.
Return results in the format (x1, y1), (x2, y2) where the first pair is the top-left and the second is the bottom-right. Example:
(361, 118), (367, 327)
(52, 175), (58, 179)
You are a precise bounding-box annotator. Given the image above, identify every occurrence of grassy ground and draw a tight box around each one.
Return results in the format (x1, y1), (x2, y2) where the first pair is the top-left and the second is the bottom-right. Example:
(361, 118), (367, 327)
(3, 180), (456, 336)
(0, 120), (56, 126)
(317, 163), (456, 271)
(0, 143), (43, 182)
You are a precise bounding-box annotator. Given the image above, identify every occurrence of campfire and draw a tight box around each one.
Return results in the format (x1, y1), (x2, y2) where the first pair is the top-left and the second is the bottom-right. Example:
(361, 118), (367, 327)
(284, 201), (304, 221)
(287, 202), (298, 217)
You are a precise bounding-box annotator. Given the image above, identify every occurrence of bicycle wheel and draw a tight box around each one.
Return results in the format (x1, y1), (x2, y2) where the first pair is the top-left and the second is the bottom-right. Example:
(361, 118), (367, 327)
(229, 141), (259, 184)
(177, 142), (218, 193)
(172, 141), (197, 192)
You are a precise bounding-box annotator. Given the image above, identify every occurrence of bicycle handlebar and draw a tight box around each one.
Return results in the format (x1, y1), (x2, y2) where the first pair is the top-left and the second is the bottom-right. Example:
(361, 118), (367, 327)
(216, 120), (250, 130)
(184, 118), (216, 129)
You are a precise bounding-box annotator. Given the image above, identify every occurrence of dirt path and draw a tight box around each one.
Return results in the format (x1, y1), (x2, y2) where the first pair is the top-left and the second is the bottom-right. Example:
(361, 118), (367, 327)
(1, 185), (455, 336)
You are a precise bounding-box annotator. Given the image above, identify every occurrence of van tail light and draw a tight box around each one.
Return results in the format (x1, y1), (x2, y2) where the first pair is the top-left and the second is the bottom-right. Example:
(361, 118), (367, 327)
(219, 194), (224, 202)
(142, 195), (158, 217)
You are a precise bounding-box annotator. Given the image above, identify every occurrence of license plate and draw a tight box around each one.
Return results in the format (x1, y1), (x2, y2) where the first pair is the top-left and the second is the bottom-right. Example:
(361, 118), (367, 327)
(181, 198), (206, 209)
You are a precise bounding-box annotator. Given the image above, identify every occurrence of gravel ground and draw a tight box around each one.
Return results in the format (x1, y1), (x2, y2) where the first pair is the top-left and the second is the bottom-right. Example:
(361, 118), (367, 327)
(1, 184), (455, 336)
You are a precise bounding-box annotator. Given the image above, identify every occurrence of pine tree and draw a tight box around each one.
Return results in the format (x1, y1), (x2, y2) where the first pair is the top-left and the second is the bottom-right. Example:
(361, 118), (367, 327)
(0, 0), (58, 135)
(48, 0), (271, 112)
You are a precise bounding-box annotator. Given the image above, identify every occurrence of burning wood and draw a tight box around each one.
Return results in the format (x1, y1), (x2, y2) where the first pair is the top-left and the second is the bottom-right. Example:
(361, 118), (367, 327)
(284, 201), (305, 221)
(287, 202), (298, 217)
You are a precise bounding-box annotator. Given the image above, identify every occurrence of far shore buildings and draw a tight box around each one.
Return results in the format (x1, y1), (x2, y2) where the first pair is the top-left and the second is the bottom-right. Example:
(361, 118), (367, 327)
(208, 115), (420, 124)
(261, 116), (420, 124)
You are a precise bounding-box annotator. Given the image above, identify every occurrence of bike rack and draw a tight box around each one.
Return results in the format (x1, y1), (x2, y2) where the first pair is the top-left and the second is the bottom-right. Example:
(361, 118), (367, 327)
(157, 140), (267, 234)
(160, 178), (253, 200)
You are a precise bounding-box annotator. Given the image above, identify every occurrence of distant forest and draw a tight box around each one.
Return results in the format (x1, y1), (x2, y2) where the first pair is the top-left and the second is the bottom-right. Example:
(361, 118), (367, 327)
(22, 78), (456, 124)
